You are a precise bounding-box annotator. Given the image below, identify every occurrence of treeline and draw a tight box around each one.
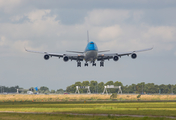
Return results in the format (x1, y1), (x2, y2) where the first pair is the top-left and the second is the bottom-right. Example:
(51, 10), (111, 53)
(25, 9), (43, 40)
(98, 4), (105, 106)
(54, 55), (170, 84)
(34, 86), (65, 94)
(66, 81), (176, 94)
(1, 81), (176, 94)
(0, 86), (65, 94)
(0, 86), (20, 93)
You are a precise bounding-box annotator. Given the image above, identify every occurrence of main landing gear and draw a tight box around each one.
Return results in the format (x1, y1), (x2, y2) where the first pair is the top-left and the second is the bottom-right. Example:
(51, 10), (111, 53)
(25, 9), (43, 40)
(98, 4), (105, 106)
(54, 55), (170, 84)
(85, 62), (88, 66)
(100, 61), (104, 67)
(77, 61), (103, 67)
(92, 61), (96, 66)
(77, 61), (81, 67)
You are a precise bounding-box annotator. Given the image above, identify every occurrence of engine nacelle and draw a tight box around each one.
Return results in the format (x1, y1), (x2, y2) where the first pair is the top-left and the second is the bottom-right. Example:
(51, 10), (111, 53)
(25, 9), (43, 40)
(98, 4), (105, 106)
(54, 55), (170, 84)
(44, 54), (50, 60)
(113, 56), (119, 61)
(63, 56), (69, 62)
(131, 53), (137, 59)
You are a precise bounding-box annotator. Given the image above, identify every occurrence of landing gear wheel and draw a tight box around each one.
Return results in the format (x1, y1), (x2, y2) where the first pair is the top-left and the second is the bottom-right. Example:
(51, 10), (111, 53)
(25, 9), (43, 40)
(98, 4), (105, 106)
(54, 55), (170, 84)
(84, 63), (88, 66)
(100, 61), (104, 67)
(92, 63), (96, 66)
(77, 62), (81, 67)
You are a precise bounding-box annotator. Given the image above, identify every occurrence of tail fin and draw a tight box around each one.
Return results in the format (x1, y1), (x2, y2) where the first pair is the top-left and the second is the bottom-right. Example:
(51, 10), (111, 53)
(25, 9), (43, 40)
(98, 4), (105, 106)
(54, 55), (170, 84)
(87, 31), (89, 43)
(34, 87), (38, 91)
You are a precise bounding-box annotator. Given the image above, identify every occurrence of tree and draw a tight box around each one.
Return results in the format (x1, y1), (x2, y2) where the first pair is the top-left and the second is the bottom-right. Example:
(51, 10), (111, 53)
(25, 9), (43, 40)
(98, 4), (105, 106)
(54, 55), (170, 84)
(82, 81), (89, 86)
(63, 81), (176, 94)
(114, 81), (123, 93)
(82, 81), (90, 93)
(122, 85), (129, 93)
(66, 85), (73, 93)
(90, 81), (98, 93)
(127, 84), (135, 93)
(8, 86), (20, 93)
(50, 90), (55, 93)
(159, 84), (168, 94)
(98, 82), (104, 93)
(56, 89), (64, 94)
(145, 83), (159, 94)
(40, 86), (49, 93)
(136, 82), (145, 94)
(173, 85), (176, 94)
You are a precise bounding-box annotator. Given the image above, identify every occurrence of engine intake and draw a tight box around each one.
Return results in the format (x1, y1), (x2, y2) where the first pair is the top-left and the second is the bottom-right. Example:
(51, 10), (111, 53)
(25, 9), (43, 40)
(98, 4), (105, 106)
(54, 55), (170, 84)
(63, 56), (69, 62)
(131, 53), (137, 59)
(44, 54), (50, 60)
(113, 56), (119, 61)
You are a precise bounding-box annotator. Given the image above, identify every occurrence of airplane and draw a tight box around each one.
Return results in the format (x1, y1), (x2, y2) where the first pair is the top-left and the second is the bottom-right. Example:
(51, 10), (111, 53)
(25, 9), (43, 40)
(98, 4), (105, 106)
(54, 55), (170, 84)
(25, 32), (153, 67)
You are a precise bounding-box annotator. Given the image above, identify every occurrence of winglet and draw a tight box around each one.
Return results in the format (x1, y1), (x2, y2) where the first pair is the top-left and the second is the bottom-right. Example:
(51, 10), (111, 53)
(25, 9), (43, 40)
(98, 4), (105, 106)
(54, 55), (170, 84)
(24, 47), (28, 51)
(152, 45), (154, 49)
(87, 31), (89, 43)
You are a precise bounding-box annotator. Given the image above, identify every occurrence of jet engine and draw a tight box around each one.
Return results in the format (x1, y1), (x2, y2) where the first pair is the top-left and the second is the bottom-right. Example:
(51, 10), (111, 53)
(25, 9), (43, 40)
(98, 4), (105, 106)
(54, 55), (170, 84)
(63, 56), (69, 62)
(44, 54), (50, 60)
(113, 56), (119, 61)
(131, 53), (137, 59)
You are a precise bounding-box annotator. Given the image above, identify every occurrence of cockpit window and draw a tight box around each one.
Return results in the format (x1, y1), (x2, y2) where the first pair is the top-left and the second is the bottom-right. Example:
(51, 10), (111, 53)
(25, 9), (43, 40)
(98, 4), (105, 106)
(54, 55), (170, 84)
(90, 42), (94, 44)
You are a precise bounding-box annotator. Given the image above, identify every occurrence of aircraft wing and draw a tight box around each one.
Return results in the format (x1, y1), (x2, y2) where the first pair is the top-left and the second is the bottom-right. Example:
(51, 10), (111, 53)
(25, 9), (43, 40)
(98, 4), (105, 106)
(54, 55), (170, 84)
(25, 48), (84, 61)
(97, 47), (153, 61)
(25, 48), (64, 57)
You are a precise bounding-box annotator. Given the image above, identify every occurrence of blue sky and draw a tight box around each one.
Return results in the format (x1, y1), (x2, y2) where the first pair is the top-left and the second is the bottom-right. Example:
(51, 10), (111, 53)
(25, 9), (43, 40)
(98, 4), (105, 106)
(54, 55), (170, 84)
(0, 0), (176, 90)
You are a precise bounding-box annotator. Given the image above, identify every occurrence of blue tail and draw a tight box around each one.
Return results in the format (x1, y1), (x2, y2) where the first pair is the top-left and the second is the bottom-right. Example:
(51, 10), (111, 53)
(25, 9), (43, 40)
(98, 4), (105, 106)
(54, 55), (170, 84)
(34, 87), (38, 91)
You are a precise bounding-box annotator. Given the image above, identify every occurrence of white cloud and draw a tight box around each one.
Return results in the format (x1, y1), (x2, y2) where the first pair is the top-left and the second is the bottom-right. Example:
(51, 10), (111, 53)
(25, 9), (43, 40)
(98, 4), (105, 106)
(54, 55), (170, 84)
(143, 26), (176, 41)
(97, 25), (122, 41)
(0, 8), (176, 57)
(0, 36), (7, 46)
(94, 24), (176, 52)
(132, 11), (144, 22)
(84, 9), (130, 26)
(0, 0), (22, 13)
(10, 15), (24, 22)
(27, 9), (51, 22)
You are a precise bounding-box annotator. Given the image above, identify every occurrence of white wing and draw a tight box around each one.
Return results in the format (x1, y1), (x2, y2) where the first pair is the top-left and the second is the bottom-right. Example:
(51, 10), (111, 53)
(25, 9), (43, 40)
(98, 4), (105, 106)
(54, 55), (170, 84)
(97, 47), (153, 61)
(25, 48), (84, 61)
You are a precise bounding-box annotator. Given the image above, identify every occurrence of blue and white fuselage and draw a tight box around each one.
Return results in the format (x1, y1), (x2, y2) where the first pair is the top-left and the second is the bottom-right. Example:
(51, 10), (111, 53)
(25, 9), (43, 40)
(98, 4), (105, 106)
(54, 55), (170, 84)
(84, 41), (98, 62)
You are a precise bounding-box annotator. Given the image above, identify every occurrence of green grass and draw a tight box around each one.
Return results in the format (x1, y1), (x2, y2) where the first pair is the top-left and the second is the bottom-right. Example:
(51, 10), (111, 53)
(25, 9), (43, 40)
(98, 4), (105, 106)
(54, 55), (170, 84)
(0, 101), (176, 119)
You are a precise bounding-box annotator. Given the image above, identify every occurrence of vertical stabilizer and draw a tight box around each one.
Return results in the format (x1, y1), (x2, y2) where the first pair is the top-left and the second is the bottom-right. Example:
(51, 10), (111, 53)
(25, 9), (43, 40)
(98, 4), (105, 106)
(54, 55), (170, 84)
(87, 31), (89, 43)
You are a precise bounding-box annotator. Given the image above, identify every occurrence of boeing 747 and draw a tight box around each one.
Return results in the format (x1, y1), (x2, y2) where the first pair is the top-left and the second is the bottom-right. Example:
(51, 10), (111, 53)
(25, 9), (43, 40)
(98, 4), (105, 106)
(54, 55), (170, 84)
(25, 32), (153, 67)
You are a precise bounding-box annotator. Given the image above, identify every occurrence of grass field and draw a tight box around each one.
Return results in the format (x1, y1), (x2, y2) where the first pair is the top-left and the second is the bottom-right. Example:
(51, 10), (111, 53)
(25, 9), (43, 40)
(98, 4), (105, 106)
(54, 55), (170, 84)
(0, 102), (176, 117)
(1, 94), (176, 102)
(1, 95), (176, 119)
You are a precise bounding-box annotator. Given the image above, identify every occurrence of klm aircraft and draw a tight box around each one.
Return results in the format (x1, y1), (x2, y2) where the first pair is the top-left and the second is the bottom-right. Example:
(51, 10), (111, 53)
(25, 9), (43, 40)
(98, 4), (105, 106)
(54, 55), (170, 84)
(25, 32), (153, 67)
